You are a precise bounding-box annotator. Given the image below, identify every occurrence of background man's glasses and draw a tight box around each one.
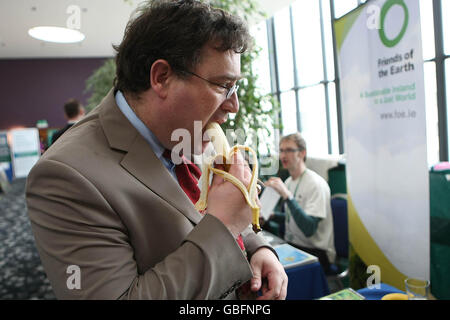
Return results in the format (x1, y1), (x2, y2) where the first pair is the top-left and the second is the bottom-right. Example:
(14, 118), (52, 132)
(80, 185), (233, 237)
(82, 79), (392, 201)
(182, 70), (239, 99)
(279, 148), (301, 154)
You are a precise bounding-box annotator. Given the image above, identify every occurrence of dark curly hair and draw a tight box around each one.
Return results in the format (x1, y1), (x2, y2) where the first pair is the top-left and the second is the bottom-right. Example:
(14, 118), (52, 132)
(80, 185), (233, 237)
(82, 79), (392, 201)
(113, 0), (252, 96)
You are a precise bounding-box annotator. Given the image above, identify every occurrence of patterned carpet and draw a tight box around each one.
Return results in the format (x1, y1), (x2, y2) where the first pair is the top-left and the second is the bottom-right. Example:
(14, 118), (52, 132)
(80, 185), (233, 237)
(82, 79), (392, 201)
(0, 178), (56, 299)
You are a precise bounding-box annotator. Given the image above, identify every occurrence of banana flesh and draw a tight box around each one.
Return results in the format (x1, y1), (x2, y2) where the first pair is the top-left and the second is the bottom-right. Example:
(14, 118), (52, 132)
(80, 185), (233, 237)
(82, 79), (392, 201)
(381, 293), (409, 300)
(195, 122), (261, 233)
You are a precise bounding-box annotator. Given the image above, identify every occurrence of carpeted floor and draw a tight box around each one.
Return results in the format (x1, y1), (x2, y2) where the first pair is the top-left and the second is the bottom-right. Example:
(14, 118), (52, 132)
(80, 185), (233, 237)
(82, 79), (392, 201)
(0, 178), (55, 299)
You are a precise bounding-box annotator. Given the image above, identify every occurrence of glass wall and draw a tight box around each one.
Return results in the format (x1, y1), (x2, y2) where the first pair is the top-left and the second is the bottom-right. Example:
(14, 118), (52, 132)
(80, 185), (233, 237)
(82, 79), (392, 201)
(252, 0), (449, 165)
(442, 0), (450, 55)
(269, 0), (340, 156)
(442, 0), (450, 155)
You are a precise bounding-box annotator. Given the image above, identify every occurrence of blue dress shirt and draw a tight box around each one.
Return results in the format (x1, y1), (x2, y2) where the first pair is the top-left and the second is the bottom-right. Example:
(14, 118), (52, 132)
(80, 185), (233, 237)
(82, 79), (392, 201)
(115, 90), (176, 179)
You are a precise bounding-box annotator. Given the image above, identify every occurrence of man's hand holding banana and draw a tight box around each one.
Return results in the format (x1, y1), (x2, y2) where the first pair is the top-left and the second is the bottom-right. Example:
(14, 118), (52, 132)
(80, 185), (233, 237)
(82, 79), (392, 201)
(196, 122), (261, 236)
(205, 151), (254, 239)
(196, 122), (288, 300)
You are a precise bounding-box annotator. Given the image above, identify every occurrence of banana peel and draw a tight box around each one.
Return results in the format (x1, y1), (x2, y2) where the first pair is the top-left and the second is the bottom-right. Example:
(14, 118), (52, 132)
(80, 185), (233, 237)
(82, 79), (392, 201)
(195, 122), (261, 233)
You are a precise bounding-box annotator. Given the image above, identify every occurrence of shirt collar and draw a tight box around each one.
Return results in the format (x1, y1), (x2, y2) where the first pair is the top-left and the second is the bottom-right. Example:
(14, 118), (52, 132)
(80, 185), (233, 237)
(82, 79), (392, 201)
(115, 90), (165, 160)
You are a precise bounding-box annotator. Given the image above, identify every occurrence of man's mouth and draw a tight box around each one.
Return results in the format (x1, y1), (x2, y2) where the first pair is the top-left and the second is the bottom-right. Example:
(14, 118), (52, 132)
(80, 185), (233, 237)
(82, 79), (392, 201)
(203, 117), (227, 142)
(202, 123), (211, 143)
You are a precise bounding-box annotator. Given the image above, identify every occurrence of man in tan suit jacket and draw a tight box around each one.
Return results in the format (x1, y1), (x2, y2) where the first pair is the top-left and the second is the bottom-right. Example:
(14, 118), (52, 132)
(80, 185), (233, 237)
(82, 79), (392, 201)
(26, 0), (287, 299)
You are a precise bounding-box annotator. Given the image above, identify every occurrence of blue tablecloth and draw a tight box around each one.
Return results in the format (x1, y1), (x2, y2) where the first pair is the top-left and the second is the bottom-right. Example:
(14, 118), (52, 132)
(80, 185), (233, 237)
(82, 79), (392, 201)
(285, 261), (330, 300)
(357, 283), (404, 300)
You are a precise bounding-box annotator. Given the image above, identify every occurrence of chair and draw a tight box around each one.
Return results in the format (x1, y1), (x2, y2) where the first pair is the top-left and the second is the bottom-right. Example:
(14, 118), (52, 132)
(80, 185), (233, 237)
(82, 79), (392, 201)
(327, 193), (349, 290)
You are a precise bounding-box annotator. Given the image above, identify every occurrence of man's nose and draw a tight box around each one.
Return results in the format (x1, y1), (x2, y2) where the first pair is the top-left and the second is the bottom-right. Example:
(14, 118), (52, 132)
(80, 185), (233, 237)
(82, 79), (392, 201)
(220, 91), (239, 114)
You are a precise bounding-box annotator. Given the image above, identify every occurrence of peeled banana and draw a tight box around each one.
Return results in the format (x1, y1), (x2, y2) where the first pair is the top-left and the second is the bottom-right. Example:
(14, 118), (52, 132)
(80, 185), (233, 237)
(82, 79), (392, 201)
(195, 122), (261, 233)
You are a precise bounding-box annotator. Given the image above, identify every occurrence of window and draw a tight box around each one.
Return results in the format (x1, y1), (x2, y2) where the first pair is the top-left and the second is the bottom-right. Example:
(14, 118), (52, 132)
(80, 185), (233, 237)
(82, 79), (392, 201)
(298, 85), (328, 156)
(250, 21), (271, 95)
(274, 7), (294, 92)
(255, 0), (449, 161)
(269, 0), (338, 155)
(333, 0), (358, 19)
(424, 62), (439, 166)
(446, 59), (450, 153)
(419, 0), (435, 61)
(280, 91), (297, 135)
(322, 0), (336, 81)
(442, 0), (450, 155)
(442, 0), (450, 54)
(291, 0), (324, 86)
(327, 82), (339, 154)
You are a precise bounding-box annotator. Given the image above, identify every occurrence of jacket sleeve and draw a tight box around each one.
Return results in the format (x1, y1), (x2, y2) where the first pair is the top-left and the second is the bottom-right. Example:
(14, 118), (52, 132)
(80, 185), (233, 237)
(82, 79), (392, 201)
(26, 159), (252, 299)
(241, 225), (279, 261)
(285, 198), (321, 237)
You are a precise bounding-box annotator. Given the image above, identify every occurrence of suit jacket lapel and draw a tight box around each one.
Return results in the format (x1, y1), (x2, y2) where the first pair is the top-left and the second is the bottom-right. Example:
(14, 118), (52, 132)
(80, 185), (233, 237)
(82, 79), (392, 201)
(98, 89), (202, 225)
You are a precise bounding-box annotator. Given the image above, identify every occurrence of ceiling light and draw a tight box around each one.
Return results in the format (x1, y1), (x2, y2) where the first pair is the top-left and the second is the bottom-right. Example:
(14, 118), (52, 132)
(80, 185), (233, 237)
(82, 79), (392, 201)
(28, 26), (85, 44)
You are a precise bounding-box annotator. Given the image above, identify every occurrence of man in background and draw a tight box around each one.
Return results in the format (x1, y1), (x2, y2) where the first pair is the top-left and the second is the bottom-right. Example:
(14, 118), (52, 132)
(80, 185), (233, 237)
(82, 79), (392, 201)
(265, 132), (336, 274)
(50, 99), (85, 145)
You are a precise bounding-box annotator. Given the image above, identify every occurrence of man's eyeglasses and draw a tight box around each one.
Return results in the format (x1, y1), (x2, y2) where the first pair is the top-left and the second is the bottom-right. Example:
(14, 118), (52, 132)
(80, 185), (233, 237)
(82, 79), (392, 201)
(182, 70), (239, 99)
(279, 148), (301, 154)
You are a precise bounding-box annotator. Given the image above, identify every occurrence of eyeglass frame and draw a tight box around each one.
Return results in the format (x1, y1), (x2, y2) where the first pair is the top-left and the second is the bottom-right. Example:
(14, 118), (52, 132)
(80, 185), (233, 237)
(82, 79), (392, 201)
(180, 70), (240, 99)
(279, 148), (302, 154)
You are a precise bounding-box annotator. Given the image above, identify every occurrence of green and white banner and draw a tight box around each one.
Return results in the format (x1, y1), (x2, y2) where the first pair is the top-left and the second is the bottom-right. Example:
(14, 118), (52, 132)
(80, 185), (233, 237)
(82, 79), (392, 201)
(336, 0), (429, 289)
(0, 132), (11, 163)
(10, 128), (40, 179)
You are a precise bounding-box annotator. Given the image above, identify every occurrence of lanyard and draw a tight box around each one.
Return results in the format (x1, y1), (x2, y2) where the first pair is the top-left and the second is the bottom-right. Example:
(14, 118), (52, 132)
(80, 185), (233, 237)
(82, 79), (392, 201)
(290, 169), (306, 199)
(285, 170), (306, 223)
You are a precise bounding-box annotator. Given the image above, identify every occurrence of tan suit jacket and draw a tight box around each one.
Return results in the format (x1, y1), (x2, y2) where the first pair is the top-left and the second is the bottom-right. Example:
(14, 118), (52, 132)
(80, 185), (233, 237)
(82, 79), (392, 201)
(26, 89), (271, 299)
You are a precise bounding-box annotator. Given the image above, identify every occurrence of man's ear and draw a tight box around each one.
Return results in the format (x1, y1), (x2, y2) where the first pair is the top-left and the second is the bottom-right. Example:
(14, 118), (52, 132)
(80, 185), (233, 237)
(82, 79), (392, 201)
(150, 59), (173, 99)
(299, 149), (307, 162)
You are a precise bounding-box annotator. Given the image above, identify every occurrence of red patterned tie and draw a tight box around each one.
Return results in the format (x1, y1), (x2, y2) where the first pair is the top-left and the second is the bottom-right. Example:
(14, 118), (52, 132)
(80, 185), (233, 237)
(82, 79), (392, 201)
(163, 149), (245, 251)
(163, 149), (202, 204)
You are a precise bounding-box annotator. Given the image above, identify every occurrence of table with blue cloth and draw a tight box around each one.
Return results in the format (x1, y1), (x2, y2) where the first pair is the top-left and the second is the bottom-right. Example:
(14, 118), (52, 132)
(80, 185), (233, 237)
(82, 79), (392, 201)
(260, 231), (330, 300)
(357, 283), (404, 300)
(285, 261), (330, 300)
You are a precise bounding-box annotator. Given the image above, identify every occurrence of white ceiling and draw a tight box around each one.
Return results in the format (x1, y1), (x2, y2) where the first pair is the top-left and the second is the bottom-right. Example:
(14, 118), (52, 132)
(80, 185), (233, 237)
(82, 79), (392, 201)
(0, 0), (294, 59)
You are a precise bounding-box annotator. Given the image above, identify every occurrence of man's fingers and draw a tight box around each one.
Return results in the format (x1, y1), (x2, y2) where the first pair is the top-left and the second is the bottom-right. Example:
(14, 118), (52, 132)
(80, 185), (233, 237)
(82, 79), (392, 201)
(256, 272), (283, 300)
(251, 270), (262, 292)
(275, 270), (288, 300)
(255, 197), (262, 208)
(278, 276), (288, 300)
(210, 164), (225, 188)
(228, 151), (251, 188)
(228, 152), (244, 176)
